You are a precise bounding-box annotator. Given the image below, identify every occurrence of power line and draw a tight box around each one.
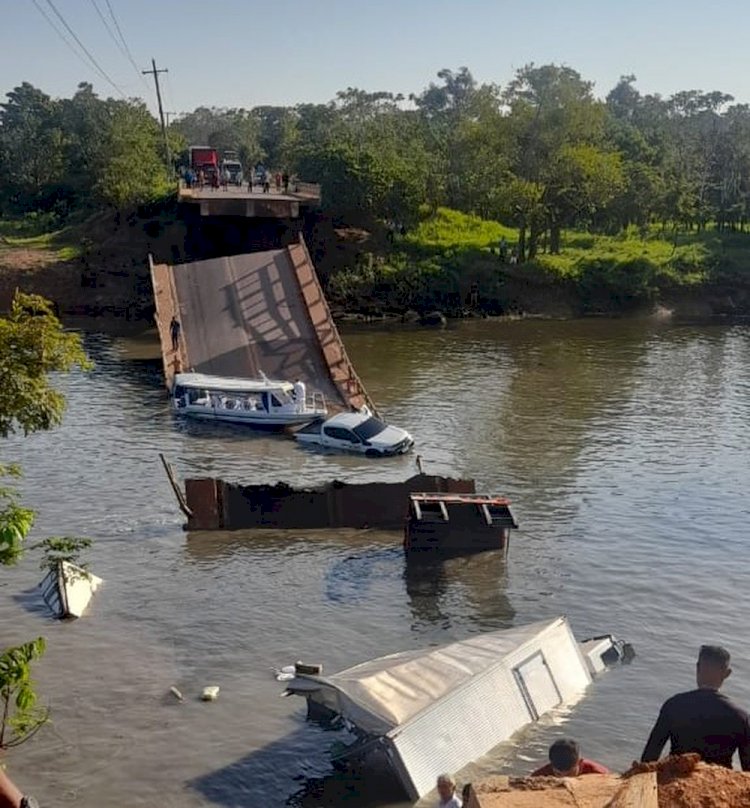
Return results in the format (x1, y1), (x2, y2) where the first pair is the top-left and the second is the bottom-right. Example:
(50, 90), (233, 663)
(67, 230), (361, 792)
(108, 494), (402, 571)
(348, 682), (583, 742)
(43, 0), (126, 98)
(89, 0), (149, 92)
(103, 0), (143, 81)
(29, 0), (100, 76)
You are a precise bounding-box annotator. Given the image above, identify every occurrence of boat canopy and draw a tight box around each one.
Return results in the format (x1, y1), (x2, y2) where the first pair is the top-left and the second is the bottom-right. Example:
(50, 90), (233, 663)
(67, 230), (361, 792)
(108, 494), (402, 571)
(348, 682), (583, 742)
(287, 617), (579, 736)
(173, 372), (293, 394)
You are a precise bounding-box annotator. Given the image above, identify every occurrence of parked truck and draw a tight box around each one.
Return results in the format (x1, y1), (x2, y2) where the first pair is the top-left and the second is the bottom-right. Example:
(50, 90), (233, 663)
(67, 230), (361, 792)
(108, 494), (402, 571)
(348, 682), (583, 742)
(221, 157), (244, 186)
(189, 146), (219, 180)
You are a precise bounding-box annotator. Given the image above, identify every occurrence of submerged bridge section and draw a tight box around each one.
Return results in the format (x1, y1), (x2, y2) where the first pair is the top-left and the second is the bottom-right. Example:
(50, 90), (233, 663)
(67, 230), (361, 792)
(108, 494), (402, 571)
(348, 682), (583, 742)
(150, 240), (373, 414)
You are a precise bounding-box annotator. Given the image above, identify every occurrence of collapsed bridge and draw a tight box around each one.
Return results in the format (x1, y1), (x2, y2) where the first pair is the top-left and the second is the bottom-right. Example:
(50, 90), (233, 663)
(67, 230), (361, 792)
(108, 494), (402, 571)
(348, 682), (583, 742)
(150, 238), (374, 414)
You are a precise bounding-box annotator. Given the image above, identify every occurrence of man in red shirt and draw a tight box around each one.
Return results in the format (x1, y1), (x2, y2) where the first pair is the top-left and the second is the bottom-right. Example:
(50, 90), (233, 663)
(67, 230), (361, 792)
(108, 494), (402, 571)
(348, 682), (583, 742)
(532, 739), (609, 777)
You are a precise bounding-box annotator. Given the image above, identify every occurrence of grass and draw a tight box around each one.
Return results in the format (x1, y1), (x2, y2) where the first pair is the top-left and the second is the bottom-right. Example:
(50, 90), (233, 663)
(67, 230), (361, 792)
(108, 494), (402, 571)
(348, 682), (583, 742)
(406, 207), (750, 287)
(406, 207), (516, 252)
(0, 214), (89, 262)
(328, 207), (750, 314)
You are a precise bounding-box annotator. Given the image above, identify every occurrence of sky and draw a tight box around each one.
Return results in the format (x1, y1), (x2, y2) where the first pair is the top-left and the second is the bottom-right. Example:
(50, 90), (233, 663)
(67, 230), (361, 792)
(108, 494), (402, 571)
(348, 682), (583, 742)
(4, 0), (750, 116)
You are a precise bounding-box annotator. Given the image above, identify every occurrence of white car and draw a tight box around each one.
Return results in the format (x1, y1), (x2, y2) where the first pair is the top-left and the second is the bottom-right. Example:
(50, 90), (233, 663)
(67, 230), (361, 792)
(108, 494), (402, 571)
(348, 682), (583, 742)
(294, 411), (414, 457)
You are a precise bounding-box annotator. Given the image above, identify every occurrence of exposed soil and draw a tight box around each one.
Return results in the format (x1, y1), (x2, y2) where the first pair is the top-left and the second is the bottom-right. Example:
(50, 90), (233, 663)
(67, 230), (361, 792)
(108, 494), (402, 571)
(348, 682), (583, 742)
(626, 754), (750, 808)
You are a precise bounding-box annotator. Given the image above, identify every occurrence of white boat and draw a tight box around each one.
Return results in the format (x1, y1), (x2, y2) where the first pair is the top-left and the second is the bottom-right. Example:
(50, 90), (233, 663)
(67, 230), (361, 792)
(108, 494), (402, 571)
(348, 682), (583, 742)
(172, 372), (327, 427)
(39, 560), (103, 619)
(294, 411), (414, 456)
(283, 616), (632, 801)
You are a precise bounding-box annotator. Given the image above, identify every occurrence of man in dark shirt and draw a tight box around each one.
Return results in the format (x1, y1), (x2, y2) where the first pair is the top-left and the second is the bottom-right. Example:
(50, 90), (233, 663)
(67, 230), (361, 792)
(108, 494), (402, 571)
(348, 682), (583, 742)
(641, 645), (750, 769)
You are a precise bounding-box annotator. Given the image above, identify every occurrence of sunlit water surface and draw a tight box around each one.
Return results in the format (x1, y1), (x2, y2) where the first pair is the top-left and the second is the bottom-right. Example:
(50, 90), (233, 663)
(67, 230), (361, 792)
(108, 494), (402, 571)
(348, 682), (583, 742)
(2, 318), (750, 807)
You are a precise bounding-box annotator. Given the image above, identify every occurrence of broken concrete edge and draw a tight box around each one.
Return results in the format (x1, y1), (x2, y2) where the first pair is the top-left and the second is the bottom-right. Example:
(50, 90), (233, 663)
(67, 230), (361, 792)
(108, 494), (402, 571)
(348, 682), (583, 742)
(150, 255), (187, 391)
(289, 238), (375, 414)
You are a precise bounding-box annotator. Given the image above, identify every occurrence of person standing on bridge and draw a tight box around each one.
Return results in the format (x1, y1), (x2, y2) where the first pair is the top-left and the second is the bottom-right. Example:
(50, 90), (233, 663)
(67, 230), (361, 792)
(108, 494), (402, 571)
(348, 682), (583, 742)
(293, 378), (306, 413)
(170, 316), (181, 352)
(282, 170), (290, 193)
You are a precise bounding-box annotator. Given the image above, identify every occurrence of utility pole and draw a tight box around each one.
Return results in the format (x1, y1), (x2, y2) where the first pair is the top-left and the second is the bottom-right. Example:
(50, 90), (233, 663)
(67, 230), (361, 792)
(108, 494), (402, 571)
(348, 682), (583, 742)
(143, 58), (171, 173)
(164, 111), (177, 127)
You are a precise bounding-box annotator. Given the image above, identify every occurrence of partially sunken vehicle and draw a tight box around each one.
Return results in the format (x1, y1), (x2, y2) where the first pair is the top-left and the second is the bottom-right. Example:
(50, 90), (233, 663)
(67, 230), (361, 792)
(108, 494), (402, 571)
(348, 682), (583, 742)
(172, 372), (327, 428)
(283, 617), (633, 801)
(294, 411), (414, 456)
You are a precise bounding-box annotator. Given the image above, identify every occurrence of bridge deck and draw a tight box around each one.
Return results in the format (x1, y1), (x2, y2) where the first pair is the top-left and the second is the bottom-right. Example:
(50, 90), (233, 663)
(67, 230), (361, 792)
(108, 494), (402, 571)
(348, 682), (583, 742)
(151, 242), (372, 414)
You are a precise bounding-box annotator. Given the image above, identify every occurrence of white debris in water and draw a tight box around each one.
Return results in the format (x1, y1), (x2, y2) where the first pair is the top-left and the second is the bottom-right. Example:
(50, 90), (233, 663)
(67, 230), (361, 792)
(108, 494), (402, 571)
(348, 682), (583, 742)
(201, 686), (220, 701)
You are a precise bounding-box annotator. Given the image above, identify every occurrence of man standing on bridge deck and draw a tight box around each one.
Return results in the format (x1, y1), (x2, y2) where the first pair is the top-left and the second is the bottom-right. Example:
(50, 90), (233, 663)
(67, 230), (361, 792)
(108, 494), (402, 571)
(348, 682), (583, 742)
(170, 316), (181, 352)
(641, 645), (750, 769)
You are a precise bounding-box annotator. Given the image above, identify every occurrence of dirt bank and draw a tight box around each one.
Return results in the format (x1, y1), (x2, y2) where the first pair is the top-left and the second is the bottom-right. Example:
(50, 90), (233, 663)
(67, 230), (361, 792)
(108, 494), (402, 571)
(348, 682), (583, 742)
(468, 754), (750, 808)
(0, 209), (186, 321)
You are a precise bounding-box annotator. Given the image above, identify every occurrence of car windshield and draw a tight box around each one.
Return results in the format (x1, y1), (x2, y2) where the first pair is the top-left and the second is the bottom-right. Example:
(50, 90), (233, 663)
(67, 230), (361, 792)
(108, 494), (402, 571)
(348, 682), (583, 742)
(352, 416), (387, 440)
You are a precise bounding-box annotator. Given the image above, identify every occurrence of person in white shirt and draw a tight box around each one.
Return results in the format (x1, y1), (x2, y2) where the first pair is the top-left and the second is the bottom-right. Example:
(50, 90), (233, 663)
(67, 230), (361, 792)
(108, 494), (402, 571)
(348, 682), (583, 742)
(436, 773), (462, 808)
(293, 379), (306, 413)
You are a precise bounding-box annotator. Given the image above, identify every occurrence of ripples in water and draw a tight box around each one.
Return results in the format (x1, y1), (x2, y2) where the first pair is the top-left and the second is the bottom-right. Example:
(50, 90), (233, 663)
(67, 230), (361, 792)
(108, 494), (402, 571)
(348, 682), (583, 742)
(2, 319), (750, 806)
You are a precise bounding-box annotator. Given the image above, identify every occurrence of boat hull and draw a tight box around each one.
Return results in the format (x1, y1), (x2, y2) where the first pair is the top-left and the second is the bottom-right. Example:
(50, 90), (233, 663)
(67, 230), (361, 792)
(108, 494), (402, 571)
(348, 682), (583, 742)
(175, 407), (325, 427)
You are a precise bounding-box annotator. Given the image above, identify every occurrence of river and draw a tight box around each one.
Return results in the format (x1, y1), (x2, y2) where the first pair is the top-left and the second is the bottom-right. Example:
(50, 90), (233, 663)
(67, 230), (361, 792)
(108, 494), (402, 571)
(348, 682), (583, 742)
(2, 317), (749, 807)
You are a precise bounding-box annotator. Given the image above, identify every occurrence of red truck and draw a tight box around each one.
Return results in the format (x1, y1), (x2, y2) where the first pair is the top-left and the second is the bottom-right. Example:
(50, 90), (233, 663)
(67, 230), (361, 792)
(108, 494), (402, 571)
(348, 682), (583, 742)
(189, 146), (219, 180)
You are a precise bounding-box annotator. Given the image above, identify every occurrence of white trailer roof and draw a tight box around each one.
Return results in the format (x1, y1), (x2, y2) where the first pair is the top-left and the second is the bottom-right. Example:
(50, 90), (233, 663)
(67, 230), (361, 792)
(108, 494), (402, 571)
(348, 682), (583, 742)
(290, 617), (574, 735)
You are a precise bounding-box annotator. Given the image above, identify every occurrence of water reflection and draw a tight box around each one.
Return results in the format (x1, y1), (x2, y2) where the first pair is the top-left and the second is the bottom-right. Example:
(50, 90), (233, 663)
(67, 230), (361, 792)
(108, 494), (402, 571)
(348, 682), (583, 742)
(404, 552), (515, 633)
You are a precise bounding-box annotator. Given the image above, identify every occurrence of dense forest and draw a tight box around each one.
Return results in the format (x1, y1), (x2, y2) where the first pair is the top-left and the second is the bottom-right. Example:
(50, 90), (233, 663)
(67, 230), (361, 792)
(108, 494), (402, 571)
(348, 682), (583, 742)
(3, 64), (750, 313)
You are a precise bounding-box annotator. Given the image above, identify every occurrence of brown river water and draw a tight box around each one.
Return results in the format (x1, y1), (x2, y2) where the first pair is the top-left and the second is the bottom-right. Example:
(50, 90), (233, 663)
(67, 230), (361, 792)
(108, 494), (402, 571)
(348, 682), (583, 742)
(2, 317), (750, 807)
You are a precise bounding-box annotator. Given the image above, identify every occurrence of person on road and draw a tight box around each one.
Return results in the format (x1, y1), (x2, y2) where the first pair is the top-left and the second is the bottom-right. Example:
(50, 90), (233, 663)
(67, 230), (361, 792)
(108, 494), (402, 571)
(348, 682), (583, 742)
(293, 378), (306, 412)
(642, 645), (750, 769)
(532, 739), (609, 777)
(170, 316), (181, 352)
(436, 773), (461, 807)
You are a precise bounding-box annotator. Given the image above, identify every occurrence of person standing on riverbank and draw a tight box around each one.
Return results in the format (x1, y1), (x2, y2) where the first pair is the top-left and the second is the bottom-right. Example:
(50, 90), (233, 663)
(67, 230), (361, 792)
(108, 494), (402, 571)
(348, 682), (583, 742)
(170, 316), (181, 352)
(641, 645), (750, 769)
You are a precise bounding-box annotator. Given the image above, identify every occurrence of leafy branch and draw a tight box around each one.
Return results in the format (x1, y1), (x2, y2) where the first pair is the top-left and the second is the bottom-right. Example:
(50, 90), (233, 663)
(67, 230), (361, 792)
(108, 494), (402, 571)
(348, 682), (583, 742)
(0, 638), (48, 751)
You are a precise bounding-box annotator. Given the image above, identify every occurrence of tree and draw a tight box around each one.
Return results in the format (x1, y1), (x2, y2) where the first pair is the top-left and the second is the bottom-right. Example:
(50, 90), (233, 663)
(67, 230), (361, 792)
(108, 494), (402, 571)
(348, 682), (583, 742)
(0, 638), (47, 751)
(0, 83), (66, 212)
(94, 100), (171, 209)
(0, 292), (89, 751)
(503, 64), (617, 253)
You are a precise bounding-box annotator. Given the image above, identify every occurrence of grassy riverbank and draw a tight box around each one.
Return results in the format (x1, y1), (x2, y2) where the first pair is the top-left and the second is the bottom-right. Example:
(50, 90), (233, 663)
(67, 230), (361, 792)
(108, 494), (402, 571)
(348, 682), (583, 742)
(2, 204), (750, 321)
(323, 207), (750, 318)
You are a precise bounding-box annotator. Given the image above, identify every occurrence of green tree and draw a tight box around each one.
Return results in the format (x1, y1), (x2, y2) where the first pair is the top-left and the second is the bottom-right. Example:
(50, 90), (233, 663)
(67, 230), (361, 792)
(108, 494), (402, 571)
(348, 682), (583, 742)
(0, 292), (88, 752)
(0, 83), (66, 212)
(0, 637), (47, 751)
(94, 101), (171, 209)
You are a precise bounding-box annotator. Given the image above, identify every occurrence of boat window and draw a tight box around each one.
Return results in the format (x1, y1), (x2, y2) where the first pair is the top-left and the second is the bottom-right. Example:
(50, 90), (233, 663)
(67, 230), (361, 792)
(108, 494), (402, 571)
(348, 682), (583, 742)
(186, 388), (206, 404)
(352, 417), (387, 441)
(324, 426), (360, 443)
